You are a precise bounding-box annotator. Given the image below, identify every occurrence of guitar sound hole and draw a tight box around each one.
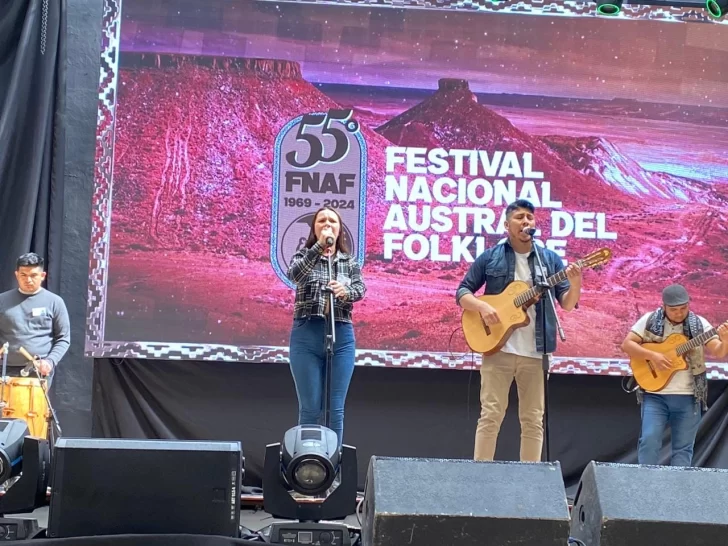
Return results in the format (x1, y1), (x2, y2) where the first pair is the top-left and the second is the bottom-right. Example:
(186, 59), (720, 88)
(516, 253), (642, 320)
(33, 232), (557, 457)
(645, 361), (658, 379)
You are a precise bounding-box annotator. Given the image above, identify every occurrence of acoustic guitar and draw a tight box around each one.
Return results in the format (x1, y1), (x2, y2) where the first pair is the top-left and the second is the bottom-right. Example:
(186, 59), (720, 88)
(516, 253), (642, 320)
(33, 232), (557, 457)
(630, 328), (720, 392)
(461, 248), (612, 355)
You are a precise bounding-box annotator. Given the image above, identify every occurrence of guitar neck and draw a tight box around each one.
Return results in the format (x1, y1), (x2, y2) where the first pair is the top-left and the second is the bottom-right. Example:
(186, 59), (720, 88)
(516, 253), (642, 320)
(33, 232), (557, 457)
(676, 328), (718, 355)
(513, 268), (570, 307)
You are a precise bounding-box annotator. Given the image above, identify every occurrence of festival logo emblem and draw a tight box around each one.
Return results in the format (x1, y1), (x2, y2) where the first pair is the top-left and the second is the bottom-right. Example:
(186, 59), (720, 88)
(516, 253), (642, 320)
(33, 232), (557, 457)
(271, 109), (367, 288)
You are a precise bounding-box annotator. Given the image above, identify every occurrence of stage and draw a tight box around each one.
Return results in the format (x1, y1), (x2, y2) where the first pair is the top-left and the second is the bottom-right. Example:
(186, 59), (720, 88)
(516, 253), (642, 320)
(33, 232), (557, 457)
(1, 0), (728, 543)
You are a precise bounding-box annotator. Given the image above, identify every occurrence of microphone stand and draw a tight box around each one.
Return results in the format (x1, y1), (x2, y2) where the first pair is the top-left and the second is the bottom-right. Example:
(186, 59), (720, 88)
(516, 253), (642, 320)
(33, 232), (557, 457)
(0, 343), (8, 416)
(323, 252), (336, 434)
(33, 366), (62, 450)
(531, 236), (566, 463)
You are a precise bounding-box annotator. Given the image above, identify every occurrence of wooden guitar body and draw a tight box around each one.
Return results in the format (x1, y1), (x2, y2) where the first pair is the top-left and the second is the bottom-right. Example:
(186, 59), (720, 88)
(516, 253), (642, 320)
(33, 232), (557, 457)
(630, 333), (689, 392)
(461, 280), (533, 355)
(459, 247), (612, 356)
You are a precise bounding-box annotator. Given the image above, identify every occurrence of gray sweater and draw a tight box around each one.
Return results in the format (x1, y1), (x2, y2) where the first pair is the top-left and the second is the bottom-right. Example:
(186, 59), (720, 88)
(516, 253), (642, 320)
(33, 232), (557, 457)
(0, 288), (70, 369)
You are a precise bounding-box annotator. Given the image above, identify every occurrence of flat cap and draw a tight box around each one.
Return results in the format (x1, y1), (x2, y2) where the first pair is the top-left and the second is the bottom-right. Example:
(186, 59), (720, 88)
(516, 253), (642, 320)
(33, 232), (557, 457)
(662, 284), (689, 307)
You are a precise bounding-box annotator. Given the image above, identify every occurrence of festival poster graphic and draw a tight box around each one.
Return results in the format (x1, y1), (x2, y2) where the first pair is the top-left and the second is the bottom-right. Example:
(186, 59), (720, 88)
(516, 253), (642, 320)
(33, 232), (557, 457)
(271, 109), (367, 288)
(86, 0), (728, 374)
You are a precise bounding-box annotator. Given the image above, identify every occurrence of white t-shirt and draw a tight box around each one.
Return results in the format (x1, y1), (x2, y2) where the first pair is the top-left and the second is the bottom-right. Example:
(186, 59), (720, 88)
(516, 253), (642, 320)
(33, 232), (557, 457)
(501, 251), (542, 360)
(630, 312), (715, 395)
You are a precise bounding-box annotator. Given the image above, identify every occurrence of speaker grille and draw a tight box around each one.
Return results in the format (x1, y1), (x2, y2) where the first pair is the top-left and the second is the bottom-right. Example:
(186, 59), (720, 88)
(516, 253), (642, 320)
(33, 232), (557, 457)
(363, 456), (570, 546)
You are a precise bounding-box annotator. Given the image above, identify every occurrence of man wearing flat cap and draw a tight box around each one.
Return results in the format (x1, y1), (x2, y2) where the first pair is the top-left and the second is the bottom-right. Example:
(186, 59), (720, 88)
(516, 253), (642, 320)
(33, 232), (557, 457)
(621, 284), (728, 466)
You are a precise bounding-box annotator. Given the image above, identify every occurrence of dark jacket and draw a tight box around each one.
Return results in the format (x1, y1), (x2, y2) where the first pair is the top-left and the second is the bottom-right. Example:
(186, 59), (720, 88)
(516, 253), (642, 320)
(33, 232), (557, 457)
(456, 240), (571, 353)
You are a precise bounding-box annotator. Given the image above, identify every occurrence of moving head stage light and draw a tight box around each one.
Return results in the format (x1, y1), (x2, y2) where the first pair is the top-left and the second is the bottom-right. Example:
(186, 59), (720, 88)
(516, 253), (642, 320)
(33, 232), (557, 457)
(0, 419), (51, 540)
(282, 425), (341, 497)
(707, 0), (728, 16)
(0, 420), (28, 484)
(263, 425), (358, 546)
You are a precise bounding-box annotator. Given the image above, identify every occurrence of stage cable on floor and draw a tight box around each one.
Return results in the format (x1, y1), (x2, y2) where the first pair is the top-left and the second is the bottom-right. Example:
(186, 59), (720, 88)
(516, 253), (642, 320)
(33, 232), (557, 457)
(356, 471), (370, 527)
(240, 524), (267, 542)
(356, 495), (365, 526)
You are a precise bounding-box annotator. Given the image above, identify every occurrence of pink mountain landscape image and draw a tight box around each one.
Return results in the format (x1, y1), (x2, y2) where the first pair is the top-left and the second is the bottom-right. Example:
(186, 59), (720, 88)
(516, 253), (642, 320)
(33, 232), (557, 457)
(108, 54), (403, 350)
(540, 135), (724, 206)
(104, 53), (728, 364)
(376, 79), (640, 213)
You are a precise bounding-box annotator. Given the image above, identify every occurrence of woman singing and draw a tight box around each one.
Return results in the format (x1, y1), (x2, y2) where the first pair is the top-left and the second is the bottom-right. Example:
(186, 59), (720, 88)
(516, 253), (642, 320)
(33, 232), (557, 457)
(286, 207), (366, 445)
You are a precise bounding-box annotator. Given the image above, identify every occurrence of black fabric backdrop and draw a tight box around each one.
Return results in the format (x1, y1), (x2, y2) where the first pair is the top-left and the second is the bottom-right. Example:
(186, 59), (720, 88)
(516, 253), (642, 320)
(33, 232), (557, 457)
(0, 0), (100, 437)
(53, 0), (102, 437)
(92, 358), (728, 493)
(0, 0), (65, 292)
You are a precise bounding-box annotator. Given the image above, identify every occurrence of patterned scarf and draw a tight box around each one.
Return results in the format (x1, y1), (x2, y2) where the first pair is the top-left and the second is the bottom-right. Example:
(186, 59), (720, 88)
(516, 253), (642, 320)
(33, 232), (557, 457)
(641, 307), (708, 410)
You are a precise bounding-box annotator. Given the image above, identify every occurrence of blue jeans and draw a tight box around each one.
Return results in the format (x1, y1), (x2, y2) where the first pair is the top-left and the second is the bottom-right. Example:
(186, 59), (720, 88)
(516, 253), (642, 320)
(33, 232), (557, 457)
(289, 317), (356, 445)
(638, 393), (702, 467)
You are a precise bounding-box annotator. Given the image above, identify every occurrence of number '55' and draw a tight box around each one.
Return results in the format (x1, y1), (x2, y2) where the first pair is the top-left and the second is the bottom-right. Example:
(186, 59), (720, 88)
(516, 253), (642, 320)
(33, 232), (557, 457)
(286, 110), (353, 169)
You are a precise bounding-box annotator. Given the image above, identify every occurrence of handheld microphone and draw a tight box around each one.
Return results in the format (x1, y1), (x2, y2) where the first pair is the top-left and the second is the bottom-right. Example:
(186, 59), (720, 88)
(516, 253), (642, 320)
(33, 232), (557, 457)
(18, 347), (38, 377)
(325, 236), (335, 247)
(521, 227), (537, 236)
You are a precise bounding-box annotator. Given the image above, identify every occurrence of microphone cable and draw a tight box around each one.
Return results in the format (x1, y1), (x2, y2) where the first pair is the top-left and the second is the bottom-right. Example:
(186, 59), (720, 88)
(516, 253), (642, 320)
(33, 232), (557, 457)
(448, 326), (478, 421)
(622, 375), (639, 394)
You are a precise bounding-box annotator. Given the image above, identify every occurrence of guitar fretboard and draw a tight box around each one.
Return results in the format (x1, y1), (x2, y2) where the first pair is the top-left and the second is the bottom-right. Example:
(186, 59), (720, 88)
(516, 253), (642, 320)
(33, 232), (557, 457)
(513, 264), (577, 307)
(676, 328), (718, 356)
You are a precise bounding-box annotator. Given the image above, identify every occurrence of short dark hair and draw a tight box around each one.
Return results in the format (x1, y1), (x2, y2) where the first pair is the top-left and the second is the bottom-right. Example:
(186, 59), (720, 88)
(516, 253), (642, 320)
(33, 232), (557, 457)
(505, 199), (535, 219)
(16, 253), (44, 270)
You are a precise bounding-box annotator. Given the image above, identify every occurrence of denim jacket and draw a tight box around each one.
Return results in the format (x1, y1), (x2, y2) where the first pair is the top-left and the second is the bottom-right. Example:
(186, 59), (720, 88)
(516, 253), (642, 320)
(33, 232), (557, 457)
(455, 241), (571, 354)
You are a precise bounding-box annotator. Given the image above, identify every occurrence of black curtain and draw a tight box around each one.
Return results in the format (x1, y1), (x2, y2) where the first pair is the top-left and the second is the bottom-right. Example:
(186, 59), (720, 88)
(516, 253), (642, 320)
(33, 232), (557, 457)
(0, 0), (99, 437)
(92, 358), (728, 494)
(0, 0), (66, 292)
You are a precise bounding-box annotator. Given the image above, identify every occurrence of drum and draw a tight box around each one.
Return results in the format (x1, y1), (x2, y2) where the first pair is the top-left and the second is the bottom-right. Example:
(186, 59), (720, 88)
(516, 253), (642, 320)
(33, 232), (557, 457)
(0, 377), (49, 439)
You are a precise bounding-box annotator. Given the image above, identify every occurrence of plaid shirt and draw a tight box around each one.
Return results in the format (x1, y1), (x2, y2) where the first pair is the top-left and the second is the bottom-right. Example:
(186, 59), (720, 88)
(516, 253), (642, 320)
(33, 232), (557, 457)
(287, 241), (366, 323)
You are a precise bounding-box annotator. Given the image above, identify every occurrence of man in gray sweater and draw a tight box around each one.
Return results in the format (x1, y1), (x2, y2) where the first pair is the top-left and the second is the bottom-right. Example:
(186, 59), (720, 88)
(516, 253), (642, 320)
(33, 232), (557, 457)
(0, 253), (70, 378)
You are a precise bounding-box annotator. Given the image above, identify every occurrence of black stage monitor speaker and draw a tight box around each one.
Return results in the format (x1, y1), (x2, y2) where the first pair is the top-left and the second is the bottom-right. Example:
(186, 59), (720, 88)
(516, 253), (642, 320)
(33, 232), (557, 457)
(570, 461), (728, 546)
(47, 438), (243, 538)
(362, 456), (570, 546)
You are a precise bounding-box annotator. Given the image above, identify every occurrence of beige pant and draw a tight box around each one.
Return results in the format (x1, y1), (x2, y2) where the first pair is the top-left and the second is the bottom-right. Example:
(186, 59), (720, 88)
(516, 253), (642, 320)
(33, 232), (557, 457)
(474, 351), (545, 462)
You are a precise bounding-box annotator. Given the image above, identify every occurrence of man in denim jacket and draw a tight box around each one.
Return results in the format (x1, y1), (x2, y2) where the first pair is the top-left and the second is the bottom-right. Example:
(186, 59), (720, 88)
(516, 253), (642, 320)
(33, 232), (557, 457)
(456, 199), (583, 461)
